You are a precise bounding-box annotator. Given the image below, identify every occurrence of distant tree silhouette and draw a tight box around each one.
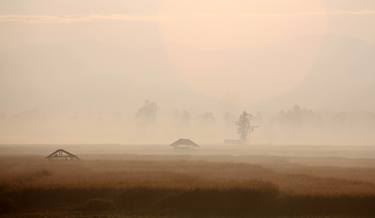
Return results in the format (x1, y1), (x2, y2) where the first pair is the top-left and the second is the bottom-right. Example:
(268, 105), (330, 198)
(136, 100), (158, 126)
(199, 112), (216, 125)
(276, 104), (318, 126)
(180, 110), (191, 126)
(236, 111), (256, 143)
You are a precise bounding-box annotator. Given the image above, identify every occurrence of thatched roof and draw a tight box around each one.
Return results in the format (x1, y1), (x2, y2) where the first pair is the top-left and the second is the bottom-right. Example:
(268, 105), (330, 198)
(170, 138), (199, 147)
(46, 149), (80, 160)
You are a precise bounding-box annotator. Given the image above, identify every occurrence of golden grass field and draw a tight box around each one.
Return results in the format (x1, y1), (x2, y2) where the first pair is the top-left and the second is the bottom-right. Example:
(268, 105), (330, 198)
(1, 153), (375, 217)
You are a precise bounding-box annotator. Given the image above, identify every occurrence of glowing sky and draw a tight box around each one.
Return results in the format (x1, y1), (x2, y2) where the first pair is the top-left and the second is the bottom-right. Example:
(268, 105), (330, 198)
(0, 0), (375, 110)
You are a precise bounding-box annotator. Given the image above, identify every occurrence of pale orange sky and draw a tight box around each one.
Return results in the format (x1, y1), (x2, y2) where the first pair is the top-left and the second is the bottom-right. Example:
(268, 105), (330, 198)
(0, 0), (375, 143)
(1, 0), (374, 111)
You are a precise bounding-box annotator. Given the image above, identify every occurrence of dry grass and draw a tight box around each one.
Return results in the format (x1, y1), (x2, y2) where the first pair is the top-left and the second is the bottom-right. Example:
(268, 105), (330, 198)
(1, 156), (375, 195)
(1, 155), (375, 217)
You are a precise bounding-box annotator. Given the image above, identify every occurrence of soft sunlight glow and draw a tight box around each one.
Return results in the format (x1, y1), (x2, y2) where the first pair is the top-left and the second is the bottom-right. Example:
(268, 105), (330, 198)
(159, 0), (328, 102)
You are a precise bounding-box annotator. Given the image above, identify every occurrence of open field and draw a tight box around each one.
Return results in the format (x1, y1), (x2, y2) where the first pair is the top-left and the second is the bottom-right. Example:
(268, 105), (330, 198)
(1, 146), (375, 217)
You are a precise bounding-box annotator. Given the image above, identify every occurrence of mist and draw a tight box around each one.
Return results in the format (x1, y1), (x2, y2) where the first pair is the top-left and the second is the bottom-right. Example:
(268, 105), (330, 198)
(2, 2), (375, 218)
(1, 0), (375, 145)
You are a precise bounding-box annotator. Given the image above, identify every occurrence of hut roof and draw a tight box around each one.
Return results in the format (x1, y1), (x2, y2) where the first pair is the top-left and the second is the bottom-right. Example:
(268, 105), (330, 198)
(170, 138), (199, 147)
(46, 149), (80, 160)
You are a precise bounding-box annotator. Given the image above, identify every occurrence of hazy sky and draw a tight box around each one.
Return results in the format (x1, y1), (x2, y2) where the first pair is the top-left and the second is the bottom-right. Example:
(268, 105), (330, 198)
(1, 0), (375, 111)
(0, 1), (375, 143)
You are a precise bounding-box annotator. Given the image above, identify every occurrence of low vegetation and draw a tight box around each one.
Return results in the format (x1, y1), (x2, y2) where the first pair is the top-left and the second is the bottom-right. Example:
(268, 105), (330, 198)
(1, 155), (375, 217)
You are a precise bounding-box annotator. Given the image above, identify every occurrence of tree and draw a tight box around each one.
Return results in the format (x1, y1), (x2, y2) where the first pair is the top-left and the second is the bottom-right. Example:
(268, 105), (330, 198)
(236, 111), (255, 143)
(136, 100), (158, 126)
(180, 110), (191, 126)
(174, 109), (191, 127)
(198, 112), (216, 125)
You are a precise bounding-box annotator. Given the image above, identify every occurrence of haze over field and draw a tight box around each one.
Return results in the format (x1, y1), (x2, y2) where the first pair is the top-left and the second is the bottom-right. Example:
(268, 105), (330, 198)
(2, 2), (375, 218)
(1, 0), (375, 144)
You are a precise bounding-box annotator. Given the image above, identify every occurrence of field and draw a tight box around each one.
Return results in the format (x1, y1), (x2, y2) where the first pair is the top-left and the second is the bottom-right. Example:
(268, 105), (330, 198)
(1, 145), (375, 217)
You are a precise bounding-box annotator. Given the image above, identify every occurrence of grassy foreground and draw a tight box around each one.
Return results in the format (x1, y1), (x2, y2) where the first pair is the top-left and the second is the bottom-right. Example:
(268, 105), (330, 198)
(1, 155), (375, 217)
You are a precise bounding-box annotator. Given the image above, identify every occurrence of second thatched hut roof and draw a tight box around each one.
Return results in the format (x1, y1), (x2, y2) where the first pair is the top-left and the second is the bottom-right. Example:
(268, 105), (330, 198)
(170, 138), (199, 148)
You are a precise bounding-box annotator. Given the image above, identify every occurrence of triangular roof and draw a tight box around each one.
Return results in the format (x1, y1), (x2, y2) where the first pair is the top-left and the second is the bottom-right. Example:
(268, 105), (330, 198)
(46, 149), (80, 160)
(170, 138), (199, 147)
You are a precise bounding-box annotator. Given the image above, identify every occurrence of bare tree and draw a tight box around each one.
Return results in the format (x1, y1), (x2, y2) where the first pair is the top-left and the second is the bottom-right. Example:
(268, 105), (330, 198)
(236, 111), (256, 143)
